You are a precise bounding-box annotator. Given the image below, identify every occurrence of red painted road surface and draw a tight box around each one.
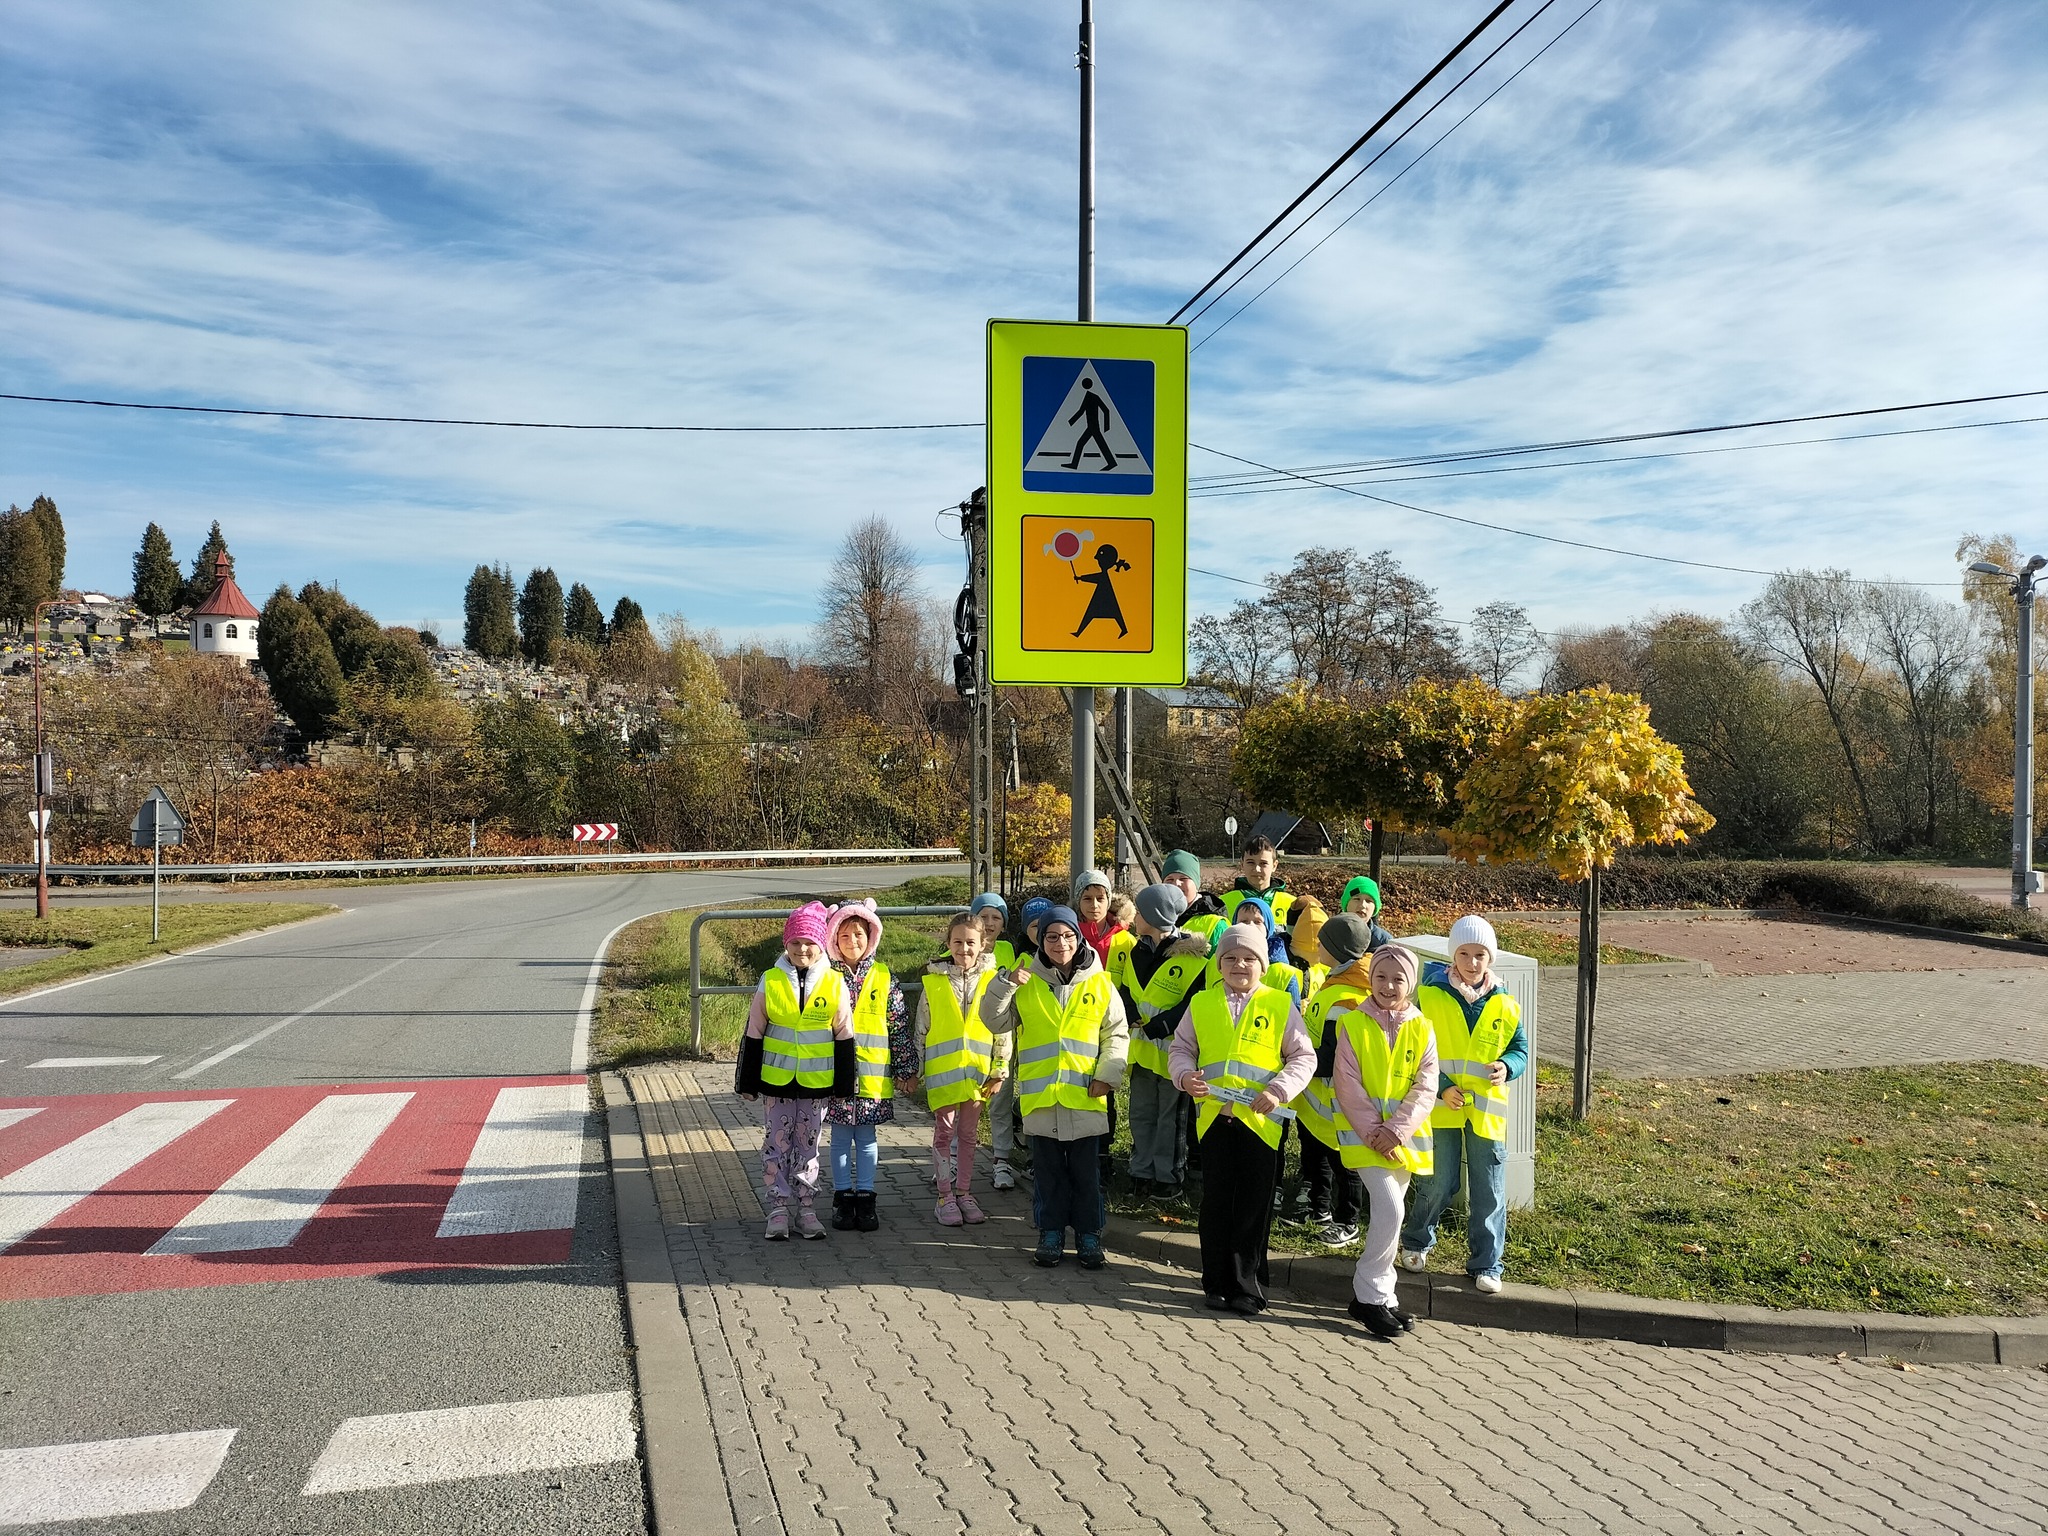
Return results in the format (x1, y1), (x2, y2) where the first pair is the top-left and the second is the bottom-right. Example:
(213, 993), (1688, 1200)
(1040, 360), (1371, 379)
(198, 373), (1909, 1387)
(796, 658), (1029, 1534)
(0, 1076), (584, 1300)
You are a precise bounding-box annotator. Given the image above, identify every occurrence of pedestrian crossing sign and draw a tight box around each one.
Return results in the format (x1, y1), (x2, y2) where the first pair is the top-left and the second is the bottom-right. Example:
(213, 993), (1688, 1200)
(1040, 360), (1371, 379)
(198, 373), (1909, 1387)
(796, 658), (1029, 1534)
(987, 319), (1186, 686)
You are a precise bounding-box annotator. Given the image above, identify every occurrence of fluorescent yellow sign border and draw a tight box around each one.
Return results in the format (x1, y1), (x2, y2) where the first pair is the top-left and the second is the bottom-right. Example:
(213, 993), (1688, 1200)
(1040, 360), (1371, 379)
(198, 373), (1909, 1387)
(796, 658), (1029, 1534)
(986, 318), (1187, 687)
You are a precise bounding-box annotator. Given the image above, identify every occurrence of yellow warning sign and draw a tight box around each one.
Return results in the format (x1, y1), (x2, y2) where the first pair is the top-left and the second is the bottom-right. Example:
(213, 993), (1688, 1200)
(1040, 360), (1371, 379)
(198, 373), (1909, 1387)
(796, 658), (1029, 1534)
(1019, 516), (1154, 655)
(987, 318), (1186, 687)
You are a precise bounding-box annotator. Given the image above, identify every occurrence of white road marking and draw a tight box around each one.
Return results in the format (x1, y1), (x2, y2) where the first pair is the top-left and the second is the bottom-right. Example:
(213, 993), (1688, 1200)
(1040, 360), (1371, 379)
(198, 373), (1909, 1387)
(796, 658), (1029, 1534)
(26, 1055), (162, 1069)
(0, 1427), (236, 1526)
(0, 1107), (43, 1132)
(0, 1099), (233, 1253)
(0, 911), (344, 1012)
(435, 1082), (586, 1238)
(145, 1091), (414, 1255)
(300, 1390), (634, 1496)
(173, 938), (439, 1079)
(571, 916), (639, 1075)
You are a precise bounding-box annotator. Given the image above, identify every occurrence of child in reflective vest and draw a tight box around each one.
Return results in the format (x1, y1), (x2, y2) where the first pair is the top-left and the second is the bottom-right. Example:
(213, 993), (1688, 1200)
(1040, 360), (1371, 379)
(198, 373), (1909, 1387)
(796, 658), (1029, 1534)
(1400, 916), (1528, 1292)
(1117, 883), (1212, 1199)
(1331, 942), (1438, 1340)
(822, 900), (913, 1234)
(909, 911), (1006, 1227)
(736, 901), (856, 1241)
(1338, 875), (1396, 952)
(1294, 912), (1379, 1246)
(1169, 924), (1316, 1314)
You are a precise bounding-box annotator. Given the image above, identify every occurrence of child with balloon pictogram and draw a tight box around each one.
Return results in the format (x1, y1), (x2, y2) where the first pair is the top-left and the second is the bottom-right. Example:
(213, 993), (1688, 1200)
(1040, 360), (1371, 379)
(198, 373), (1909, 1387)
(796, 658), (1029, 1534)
(1045, 527), (1132, 639)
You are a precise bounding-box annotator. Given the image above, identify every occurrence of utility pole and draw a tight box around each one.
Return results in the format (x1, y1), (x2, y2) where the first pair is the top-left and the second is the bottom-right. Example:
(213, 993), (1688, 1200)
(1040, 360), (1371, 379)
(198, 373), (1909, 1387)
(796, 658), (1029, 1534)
(1971, 554), (2044, 908)
(30, 598), (57, 920)
(960, 489), (995, 894)
(1069, 0), (1097, 894)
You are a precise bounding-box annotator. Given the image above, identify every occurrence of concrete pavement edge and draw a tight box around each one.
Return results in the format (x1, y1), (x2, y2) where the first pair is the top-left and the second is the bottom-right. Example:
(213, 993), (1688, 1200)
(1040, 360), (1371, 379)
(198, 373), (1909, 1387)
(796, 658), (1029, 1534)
(1104, 1215), (2045, 1366)
(601, 1070), (740, 1536)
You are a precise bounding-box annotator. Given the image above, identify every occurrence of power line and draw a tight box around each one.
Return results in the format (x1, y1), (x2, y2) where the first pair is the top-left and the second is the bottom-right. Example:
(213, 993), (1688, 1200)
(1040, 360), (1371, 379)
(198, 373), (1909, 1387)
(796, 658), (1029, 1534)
(1191, 0), (1606, 350)
(1166, 0), (1523, 325)
(1190, 411), (2048, 498)
(0, 393), (982, 433)
(1188, 441), (1952, 586)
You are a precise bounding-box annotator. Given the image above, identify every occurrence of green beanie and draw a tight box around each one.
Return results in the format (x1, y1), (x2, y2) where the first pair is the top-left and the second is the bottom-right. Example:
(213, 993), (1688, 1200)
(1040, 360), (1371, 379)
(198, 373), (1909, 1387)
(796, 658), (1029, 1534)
(1162, 849), (1201, 881)
(1341, 875), (1382, 912)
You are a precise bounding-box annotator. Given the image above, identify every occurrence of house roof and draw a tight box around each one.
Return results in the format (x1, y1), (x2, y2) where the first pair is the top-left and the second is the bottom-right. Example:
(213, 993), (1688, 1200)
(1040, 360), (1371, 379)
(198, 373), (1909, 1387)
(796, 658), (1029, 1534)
(191, 554), (260, 621)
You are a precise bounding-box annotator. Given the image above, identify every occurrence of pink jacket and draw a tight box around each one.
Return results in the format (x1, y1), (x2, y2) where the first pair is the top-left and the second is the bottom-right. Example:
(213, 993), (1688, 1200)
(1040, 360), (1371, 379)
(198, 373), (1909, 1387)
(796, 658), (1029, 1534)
(1168, 985), (1318, 1113)
(744, 955), (855, 1041)
(1331, 998), (1438, 1144)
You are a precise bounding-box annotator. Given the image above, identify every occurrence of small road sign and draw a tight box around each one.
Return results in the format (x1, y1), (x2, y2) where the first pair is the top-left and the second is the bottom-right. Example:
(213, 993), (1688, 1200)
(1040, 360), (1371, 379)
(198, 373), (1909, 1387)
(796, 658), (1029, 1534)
(987, 319), (1186, 687)
(1223, 815), (1238, 838)
(28, 809), (51, 832)
(130, 787), (186, 848)
(570, 824), (618, 843)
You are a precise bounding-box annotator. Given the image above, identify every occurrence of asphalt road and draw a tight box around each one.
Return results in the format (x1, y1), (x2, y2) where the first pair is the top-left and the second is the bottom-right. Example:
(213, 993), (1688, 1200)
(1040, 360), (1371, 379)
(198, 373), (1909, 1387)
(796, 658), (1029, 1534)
(0, 865), (951, 1535)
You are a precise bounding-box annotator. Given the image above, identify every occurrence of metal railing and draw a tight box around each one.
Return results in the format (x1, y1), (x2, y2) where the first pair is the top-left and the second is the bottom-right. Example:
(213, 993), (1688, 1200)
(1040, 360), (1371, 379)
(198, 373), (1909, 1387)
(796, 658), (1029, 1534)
(688, 904), (964, 1052)
(0, 846), (962, 882)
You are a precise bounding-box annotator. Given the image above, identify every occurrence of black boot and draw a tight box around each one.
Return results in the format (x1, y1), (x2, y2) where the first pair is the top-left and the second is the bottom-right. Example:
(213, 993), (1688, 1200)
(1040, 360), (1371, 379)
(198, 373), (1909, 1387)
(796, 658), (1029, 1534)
(854, 1191), (880, 1232)
(1348, 1299), (1403, 1340)
(831, 1191), (858, 1231)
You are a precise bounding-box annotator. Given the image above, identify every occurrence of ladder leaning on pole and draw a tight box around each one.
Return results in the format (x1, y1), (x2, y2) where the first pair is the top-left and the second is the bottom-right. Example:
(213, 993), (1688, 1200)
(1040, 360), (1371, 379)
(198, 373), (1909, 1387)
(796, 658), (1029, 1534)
(1091, 721), (1162, 886)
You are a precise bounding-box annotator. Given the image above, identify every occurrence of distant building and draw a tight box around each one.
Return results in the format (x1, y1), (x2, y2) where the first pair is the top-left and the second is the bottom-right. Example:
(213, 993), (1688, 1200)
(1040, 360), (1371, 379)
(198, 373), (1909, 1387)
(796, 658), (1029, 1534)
(1139, 685), (1241, 738)
(190, 553), (261, 662)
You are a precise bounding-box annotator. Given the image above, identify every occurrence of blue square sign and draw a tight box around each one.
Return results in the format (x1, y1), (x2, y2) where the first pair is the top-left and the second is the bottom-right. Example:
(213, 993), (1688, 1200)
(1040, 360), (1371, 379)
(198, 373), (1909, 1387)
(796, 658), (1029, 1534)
(1020, 356), (1155, 495)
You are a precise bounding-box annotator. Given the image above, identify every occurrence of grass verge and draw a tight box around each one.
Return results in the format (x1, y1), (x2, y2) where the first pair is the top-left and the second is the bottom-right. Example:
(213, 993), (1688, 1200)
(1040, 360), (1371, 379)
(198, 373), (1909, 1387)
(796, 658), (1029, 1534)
(0, 902), (337, 997)
(1114, 1061), (2048, 1316)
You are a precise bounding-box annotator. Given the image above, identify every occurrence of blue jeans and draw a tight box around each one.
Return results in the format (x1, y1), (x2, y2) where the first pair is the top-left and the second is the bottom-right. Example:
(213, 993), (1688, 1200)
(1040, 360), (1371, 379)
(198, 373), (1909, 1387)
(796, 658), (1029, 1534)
(830, 1122), (879, 1193)
(1029, 1136), (1103, 1242)
(1400, 1125), (1507, 1278)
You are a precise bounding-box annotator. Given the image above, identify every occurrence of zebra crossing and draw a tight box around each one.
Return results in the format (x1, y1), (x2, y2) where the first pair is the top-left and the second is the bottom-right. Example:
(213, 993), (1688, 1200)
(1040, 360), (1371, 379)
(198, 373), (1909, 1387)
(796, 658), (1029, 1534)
(0, 1076), (587, 1299)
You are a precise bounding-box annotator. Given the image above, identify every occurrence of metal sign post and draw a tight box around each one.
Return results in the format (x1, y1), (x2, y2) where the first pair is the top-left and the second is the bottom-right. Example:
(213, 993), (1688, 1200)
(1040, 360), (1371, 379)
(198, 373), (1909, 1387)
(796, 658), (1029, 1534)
(130, 788), (187, 942)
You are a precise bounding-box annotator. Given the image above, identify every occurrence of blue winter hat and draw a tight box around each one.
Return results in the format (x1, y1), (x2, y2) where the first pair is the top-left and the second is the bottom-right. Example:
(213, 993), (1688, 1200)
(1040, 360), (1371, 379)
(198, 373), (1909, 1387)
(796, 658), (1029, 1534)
(1019, 896), (1054, 937)
(969, 891), (1008, 918)
(1040, 905), (1083, 944)
(1231, 895), (1290, 964)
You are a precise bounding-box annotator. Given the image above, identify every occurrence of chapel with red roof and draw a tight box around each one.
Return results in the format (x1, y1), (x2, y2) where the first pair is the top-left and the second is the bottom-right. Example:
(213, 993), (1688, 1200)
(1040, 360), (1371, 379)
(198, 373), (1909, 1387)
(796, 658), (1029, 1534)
(191, 551), (261, 662)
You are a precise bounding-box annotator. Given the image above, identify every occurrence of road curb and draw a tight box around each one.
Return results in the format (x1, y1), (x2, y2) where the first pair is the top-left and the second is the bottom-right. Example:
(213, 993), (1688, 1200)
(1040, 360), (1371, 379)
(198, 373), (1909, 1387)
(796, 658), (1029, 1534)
(599, 1071), (739, 1536)
(1102, 1216), (2044, 1366)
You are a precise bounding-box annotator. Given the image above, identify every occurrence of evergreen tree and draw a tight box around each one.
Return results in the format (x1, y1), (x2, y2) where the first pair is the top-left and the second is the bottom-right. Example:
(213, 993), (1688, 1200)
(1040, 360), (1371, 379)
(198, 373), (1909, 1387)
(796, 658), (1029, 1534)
(462, 564), (519, 659)
(256, 585), (347, 739)
(27, 496), (64, 593)
(564, 582), (607, 647)
(609, 595), (647, 637)
(132, 523), (182, 633)
(519, 567), (565, 666)
(180, 522), (232, 609)
(0, 506), (54, 630)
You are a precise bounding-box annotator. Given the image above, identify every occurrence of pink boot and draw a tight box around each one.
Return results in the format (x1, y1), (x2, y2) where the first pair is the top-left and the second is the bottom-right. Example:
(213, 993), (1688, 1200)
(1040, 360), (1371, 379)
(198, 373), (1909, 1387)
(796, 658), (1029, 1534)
(935, 1191), (964, 1227)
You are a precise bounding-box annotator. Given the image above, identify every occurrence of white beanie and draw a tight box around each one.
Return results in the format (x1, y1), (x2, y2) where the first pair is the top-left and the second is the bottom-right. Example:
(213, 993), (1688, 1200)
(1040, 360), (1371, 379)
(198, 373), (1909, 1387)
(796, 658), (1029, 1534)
(1448, 915), (1498, 962)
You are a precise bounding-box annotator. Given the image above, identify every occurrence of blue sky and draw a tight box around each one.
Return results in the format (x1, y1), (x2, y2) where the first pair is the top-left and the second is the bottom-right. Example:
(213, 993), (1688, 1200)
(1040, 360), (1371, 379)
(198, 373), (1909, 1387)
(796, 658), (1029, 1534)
(3, 1), (2044, 649)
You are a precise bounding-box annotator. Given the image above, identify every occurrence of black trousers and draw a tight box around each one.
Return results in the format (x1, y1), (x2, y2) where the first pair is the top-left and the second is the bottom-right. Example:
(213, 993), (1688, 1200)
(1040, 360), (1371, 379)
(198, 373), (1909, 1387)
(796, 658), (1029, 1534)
(1299, 1120), (1363, 1224)
(1098, 1089), (1118, 1181)
(1197, 1117), (1280, 1305)
(1030, 1135), (1104, 1240)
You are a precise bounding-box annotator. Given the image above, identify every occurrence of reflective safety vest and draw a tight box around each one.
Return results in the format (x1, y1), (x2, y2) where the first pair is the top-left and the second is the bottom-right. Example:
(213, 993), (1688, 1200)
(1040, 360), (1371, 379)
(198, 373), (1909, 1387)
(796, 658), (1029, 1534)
(1294, 982), (1367, 1144)
(920, 968), (997, 1110)
(1106, 927), (1136, 977)
(1181, 911), (1226, 949)
(1014, 971), (1114, 1116)
(1419, 982), (1520, 1141)
(1126, 946), (1207, 1077)
(760, 965), (846, 1091)
(987, 938), (1018, 972)
(1262, 960), (1304, 999)
(1189, 987), (1294, 1151)
(1221, 888), (1296, 930)
(1333, 1007), (1435, 1176)
(848, 962), (895, 1102)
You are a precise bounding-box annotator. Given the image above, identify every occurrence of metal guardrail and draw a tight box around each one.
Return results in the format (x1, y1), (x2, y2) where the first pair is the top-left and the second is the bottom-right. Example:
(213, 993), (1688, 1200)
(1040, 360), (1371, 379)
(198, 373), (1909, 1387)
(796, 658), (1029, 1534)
(688, 904), (964, 1052)
(0, 847), (963, 882)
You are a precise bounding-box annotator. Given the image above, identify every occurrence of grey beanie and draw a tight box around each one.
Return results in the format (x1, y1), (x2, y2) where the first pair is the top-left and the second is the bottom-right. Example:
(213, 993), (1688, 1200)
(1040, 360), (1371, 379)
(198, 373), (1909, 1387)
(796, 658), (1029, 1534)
(1074, 868), (1111, 898)
(1318, 912), (1374, 969)
(1135, 882), (1188, 931)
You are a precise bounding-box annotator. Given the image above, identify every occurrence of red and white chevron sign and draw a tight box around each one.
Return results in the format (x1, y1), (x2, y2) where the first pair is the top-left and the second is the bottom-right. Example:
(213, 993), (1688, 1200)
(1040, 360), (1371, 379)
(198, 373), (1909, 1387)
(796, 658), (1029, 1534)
(570, 823), (618, 843)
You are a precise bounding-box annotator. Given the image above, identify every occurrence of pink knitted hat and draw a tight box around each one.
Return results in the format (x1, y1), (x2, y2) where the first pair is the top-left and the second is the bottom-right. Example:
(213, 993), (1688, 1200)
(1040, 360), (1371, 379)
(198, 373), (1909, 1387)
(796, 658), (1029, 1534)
(1368, 943), (1420, 992)
(783, 901), (830, 949)
(824, 898), (884, 955)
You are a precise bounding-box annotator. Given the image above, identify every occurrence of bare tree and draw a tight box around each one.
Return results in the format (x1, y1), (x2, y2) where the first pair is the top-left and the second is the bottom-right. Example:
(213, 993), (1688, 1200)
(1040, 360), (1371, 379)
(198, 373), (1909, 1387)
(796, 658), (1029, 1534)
(1466, 601), (1543, 692)
(1742, 570), (1880, 845)
(1864, 583), (1975, 847)
(1189, 600), (1285, 707)
(816, 516), (929, 723)
(1262, 546), (1457, 699)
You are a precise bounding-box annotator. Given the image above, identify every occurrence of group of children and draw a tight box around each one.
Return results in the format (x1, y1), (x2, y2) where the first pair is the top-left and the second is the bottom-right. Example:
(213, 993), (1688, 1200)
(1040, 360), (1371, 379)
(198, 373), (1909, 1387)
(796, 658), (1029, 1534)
(735, 836), (1527, 1341)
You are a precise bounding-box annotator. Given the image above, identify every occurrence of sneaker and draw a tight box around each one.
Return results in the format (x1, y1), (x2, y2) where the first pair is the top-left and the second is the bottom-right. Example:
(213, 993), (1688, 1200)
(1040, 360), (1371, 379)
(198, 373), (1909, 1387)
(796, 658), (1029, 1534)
(957, 1194), (988, 1225)
(797, 1204), (828, 1240)
(1076, 1233), (1106, 1270)
(1319, 1222), (1360, 1248)
(1347, 1299), (1403, 1339)
(1474, 1273), (1503, 1294)
(1151, 1180), (1183, 1203)
(1128, 1177), (1152, 1201)
(1204, 1293), (1230, 1311)
(935, 1193), (964, 1227)
(764, 1205), (791, 1241)
(830, 1192), (858, 1231)
(1305, 1208), (1332, 1228)
(854, 1191), (880, 1232)
(1397, 1248), (1428, 1272)
(991, 1161), (1017, 1191)
(1032, 1230), (1064, 1267)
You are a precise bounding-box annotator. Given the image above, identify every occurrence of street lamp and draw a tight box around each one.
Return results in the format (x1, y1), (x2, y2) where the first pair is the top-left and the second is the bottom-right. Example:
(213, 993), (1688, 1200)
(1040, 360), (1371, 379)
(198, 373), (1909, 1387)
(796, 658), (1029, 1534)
(1970, 555), (2046, 909)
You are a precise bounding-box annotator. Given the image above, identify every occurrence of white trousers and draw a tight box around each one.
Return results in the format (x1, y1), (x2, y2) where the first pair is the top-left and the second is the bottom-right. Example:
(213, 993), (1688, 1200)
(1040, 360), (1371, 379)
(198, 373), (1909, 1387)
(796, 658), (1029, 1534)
(1351, 1165), (1411, 1306)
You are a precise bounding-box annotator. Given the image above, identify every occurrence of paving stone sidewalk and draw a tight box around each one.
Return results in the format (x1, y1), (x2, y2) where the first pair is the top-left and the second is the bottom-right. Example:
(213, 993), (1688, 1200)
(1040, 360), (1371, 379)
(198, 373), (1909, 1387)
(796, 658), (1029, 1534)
(624, 1065), (2048, 1536)
(1549, 966), (2047, 1078)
